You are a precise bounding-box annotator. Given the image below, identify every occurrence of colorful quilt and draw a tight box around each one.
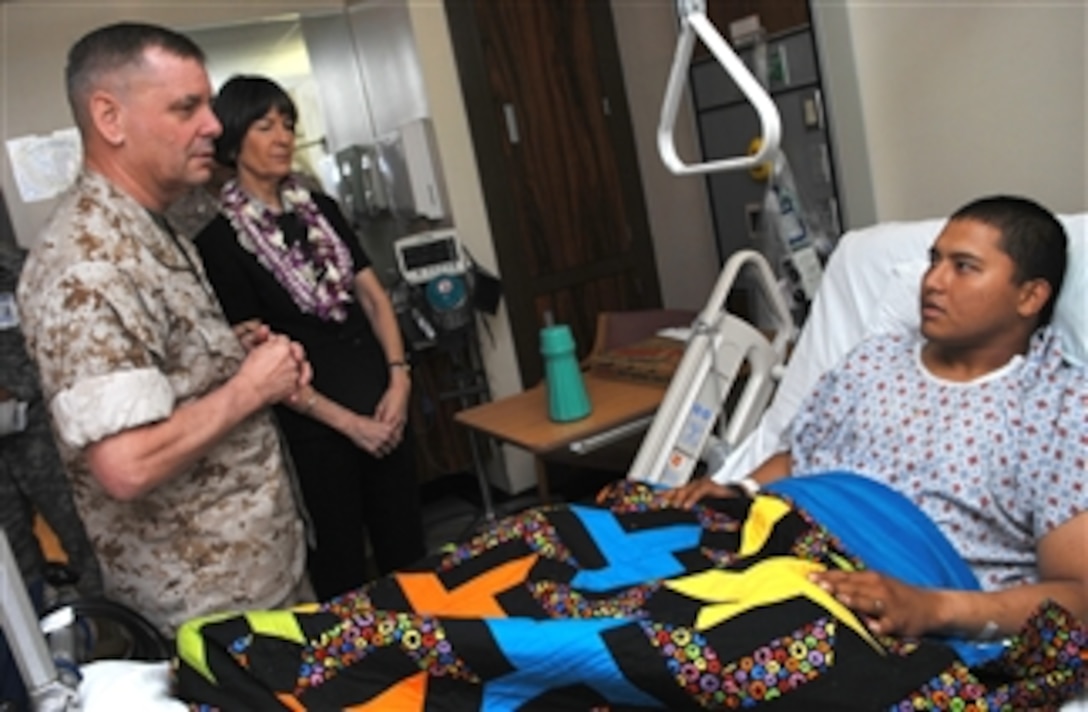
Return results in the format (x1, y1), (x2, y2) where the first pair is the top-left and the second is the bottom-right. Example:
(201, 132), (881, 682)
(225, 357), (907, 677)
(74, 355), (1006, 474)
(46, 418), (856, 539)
(174, 479), (1086, 710)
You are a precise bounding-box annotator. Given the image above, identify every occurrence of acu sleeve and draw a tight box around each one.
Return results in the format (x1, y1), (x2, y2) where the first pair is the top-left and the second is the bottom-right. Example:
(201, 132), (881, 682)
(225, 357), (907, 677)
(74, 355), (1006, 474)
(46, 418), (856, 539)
(29, 261), (174, 448)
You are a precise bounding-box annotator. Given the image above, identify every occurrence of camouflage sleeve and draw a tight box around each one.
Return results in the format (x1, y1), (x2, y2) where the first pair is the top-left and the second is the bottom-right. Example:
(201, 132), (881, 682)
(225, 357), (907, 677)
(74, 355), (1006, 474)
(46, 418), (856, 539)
(26, 260), (174, 448)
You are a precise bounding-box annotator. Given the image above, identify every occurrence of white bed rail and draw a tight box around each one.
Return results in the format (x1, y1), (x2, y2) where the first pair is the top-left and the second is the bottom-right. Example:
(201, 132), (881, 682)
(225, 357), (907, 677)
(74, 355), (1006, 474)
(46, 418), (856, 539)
(627, 250), (794, 487)
(658, 0), (781, 176)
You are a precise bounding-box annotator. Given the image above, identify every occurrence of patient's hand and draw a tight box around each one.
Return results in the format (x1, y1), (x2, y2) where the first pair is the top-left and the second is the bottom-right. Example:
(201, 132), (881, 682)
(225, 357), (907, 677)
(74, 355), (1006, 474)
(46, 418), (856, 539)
(809, 569), (939, 637)
(660, 478), (737, 509)
(594, 481), (621, 505)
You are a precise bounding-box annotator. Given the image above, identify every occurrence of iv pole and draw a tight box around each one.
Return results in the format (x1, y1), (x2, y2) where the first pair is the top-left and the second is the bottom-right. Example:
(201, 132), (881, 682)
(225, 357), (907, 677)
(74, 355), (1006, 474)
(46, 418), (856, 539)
(0, 529), (81, 711)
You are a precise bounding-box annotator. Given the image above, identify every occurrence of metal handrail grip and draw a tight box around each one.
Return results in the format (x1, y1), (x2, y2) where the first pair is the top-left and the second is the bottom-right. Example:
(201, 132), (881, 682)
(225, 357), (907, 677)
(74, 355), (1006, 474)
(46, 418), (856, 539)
(626, 250), (794, 487)
(657, 8), (781, 176)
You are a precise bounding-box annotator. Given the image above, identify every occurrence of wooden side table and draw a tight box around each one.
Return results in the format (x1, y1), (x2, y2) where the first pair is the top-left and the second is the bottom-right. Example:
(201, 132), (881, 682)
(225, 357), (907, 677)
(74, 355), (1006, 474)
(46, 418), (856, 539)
(454, 373), (667, 501)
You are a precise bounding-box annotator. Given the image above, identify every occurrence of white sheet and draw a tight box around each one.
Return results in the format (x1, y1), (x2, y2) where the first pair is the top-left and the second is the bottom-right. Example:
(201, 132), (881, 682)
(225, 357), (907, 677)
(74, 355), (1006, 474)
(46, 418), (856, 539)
(79, 660), (185, 711)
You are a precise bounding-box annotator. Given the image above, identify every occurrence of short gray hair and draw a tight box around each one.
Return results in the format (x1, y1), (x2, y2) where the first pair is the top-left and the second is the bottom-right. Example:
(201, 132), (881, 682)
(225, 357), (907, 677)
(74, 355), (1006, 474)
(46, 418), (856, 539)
(65, 22), (206, 127)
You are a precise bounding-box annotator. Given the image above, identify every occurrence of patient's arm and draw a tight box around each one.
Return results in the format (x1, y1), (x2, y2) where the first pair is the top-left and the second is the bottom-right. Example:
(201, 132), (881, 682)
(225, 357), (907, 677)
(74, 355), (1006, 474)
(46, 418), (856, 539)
(811, 511), (1088, 639)
(662, 451), (793, 509)
(747, 451), (793, 484)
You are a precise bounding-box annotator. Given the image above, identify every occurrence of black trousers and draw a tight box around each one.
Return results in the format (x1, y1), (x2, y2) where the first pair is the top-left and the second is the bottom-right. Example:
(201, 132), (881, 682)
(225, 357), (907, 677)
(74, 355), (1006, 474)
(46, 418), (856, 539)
(285, 426), (426, 601)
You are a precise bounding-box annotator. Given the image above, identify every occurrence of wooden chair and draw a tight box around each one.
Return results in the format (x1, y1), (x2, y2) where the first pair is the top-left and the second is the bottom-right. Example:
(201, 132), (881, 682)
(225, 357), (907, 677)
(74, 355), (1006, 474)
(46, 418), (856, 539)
(588, 308), (697, 358)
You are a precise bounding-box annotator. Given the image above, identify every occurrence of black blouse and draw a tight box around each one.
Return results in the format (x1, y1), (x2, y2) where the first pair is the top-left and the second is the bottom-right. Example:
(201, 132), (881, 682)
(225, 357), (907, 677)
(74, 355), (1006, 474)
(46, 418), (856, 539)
(196, 193), (388, 440)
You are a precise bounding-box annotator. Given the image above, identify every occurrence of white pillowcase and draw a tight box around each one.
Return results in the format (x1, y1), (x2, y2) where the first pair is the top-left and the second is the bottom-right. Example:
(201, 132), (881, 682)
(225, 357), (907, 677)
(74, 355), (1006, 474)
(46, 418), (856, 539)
(1054, 213), (1087, 366)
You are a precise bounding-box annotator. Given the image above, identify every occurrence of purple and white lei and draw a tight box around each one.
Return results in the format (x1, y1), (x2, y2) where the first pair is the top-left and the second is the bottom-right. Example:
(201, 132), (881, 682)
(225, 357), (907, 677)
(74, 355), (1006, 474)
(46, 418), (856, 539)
(220, 176), (355, 321)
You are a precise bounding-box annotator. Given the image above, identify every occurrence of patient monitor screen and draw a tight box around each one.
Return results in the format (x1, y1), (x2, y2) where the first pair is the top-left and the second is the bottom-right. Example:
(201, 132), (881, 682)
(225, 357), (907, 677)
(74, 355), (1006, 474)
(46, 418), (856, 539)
(402, 239), (457, 271)
(394, 230), (468, 285)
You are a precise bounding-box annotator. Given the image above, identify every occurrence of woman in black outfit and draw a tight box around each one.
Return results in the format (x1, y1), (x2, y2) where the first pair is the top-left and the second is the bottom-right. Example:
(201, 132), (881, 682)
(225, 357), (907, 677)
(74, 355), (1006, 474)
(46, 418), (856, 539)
(195, 75), (425, 600)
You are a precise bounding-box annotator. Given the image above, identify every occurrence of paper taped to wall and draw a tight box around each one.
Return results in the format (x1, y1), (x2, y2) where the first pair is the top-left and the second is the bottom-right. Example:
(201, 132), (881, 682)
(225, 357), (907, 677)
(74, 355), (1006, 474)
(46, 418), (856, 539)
(5, 128), (81, 203)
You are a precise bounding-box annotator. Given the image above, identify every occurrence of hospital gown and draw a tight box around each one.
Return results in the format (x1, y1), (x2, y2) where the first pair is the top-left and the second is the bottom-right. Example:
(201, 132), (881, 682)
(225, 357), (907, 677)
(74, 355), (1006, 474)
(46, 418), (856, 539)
(787, 327), (1088, 590)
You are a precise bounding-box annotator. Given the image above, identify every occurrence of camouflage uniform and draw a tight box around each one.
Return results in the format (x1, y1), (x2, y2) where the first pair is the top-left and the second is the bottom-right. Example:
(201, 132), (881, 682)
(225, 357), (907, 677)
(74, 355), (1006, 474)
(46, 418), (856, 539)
(18, 170), (308, 636)
(165, 184), (220, 240)
(0, 242), (102, 596)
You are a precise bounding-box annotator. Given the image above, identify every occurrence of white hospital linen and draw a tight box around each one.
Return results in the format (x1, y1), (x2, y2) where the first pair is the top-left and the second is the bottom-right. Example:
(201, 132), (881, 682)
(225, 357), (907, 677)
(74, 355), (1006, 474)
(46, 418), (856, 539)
(80, 660), (186, 712)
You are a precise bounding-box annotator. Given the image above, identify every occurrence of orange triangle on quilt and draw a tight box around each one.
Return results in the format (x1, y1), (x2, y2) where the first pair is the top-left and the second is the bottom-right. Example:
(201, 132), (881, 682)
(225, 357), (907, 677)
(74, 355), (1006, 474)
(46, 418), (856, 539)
(344, 671), (428, 711)
(395, 553), (538, 618)
(275, 692), (306, 711)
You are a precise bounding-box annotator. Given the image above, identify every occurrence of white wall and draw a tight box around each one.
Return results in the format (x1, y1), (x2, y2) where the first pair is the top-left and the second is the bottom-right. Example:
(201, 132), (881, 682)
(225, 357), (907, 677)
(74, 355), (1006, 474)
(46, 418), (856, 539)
(301, 13), (375, 151)
(814, 1), (1087, 226)
(610, 2), (721, 313)
(349, 1), (428, 137)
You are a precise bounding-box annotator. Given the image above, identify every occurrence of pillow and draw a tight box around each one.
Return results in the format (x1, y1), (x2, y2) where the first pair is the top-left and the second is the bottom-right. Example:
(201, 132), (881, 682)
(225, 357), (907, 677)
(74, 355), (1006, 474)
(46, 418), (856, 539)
(1054, 213), (1087, 367)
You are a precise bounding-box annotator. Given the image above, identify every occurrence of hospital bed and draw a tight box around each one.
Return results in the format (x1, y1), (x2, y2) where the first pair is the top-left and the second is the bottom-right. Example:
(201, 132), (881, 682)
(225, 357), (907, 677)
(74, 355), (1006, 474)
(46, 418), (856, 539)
(21, 192), (1088, 711)
(714, 210), (1088, 712)
(67, 210), (1087, 711)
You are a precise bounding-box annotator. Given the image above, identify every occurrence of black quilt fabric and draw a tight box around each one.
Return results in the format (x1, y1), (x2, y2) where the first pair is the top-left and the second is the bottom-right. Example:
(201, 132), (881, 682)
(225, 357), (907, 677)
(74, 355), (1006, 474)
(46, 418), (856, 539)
(174, 482), (1086, 710)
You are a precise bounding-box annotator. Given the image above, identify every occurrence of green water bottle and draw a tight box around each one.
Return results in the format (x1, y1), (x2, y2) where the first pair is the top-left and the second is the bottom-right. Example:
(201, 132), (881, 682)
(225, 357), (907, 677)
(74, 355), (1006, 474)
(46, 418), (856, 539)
(540, 318), (591, 422)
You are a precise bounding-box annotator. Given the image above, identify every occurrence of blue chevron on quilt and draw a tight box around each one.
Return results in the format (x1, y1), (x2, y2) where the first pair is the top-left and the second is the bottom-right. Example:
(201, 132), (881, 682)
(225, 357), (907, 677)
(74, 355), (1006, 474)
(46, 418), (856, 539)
(174, 476), (1087, 710)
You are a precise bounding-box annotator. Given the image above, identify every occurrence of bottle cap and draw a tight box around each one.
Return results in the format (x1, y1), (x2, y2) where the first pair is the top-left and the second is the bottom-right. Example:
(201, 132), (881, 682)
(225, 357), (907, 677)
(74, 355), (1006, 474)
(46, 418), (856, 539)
(540, 323), (575, 356)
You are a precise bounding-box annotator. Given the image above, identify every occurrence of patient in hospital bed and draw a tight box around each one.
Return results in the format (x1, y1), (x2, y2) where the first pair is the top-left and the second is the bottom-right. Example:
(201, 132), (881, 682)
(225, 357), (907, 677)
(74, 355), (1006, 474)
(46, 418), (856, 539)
(164, 196), (1086, 710)
(666, 194), (1088, 646)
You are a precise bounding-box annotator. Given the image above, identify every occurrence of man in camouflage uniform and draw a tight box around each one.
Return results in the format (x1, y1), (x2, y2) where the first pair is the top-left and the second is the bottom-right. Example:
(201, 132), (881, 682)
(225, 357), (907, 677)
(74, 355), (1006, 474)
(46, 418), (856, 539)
(17, 22), (313, 637)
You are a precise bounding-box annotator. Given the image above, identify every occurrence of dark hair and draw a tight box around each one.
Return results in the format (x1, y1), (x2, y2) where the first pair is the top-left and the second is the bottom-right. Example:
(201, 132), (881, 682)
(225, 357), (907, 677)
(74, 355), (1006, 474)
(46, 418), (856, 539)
(66, 22), (205, 127)
(212, 75), (298, 168)
(949, 195), (1068, 325)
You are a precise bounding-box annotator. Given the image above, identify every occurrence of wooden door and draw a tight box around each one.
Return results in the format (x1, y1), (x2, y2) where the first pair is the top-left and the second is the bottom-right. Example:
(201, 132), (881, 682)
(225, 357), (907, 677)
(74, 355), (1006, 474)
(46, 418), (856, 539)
(706, 0), (810, 39)
(447, 0), (661, 385)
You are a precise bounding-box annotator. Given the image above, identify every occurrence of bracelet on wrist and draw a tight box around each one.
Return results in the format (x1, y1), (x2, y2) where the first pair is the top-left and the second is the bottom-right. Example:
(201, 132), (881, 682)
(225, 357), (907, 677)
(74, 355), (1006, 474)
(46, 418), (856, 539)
(976, 620), (1001, 641)
(302, 390), (317, 414)
(389, 361), (411, 374)
(734, 477), (761, 498)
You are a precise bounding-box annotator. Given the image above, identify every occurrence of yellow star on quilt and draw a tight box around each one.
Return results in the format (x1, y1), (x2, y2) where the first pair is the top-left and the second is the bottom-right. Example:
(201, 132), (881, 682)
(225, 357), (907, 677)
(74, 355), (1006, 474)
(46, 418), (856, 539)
(737, 495), (791, 558)
(664, 556), (882, 652)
